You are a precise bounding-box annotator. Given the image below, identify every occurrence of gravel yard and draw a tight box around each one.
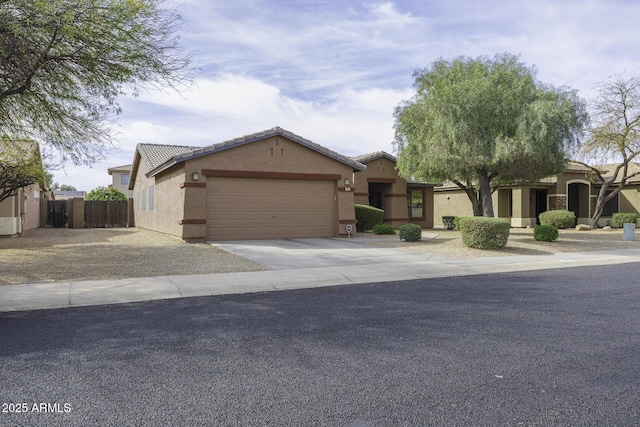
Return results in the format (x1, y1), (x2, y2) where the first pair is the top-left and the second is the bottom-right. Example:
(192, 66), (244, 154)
(0, 228), (267, 286)
(368, 227), (640, 258)
(1, 226), (638, 286)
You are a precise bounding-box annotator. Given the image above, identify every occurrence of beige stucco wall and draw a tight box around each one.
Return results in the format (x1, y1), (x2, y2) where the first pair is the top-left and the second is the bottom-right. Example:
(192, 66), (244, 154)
(188, 136), (356, 236)
(433, 188), (475, 227)
(0, 184), (41, 235)
(620, 187), (640, 213)
(132, 160), (186, 238)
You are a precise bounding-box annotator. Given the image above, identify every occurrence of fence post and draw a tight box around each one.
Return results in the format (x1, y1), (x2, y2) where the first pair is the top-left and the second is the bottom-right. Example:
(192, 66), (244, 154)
(71, 198), (85, 229)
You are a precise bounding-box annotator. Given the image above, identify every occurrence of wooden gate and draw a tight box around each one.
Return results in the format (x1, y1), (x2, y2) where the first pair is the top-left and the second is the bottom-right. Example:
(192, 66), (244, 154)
(84, 201), (128, 228)
(46, 200), (68, 228)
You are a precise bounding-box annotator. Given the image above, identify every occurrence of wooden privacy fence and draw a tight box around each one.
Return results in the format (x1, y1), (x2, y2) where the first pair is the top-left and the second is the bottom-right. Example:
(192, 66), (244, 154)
(84, 200), (129, 228)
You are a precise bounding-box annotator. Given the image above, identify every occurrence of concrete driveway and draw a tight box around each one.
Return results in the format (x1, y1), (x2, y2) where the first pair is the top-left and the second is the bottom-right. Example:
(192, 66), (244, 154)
(210, 237), (432, 270)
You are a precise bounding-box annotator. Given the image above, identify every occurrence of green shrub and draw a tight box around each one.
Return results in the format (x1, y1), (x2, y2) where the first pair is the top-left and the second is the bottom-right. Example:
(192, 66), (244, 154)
(442, 216), (455, 230)
(459, 217), (510, 249)
(85, 186), (127, 201)
(533, 225), (558, 242)
(453, 216), (464, 231)
(612, 212), (639, 228)
(539, 210), (575, 229)
(355, 204), (384, 231)
(372, 224), (395, 235)
(398, 223), (422, 242)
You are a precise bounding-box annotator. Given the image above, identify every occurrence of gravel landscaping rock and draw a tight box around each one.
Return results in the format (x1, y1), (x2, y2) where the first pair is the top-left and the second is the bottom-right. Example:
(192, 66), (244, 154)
(0, 228), (267, 286)
(1, 227), (638, 286)
(367, 228), (640, 258)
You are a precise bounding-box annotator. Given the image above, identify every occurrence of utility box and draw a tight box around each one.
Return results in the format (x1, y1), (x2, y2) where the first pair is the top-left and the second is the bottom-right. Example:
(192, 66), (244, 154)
(623, 223), (636, 241)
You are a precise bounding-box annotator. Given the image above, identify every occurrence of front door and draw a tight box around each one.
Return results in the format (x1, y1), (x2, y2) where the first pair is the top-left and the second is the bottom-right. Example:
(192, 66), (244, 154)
(369, 190), (383, 210)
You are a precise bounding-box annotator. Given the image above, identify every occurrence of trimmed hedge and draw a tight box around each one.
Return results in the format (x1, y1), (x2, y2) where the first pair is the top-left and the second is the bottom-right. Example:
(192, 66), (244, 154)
(612, 212), (639, 228)
(459, 217), (510, 249)
(539, 210), (575, 229)
(355, 204), (384, 231)
(398, 223), (422, 241)
(372, 224), (395, 235)
(533, 225), (559, 242)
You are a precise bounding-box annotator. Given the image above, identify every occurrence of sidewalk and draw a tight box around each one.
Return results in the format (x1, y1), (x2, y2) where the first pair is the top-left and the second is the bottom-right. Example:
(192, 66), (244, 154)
(1, 247), (639, 313)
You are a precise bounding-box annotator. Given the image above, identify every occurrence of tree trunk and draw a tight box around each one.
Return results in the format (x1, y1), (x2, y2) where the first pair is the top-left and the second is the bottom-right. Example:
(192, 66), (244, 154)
(452, 179), (484, 216)
(590, 181), (619, 229)
(478, 173), (494, 217)
(471, 198), (483, 216)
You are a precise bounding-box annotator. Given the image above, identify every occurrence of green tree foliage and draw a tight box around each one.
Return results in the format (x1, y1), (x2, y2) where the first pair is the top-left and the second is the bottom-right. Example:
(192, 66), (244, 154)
(85, 186), (127, 201)
(0, 0), (192, 165)
(394, 53), (588, 217)
(574, 76), (640, 228)
(0, 136), (45, 203)
(59, 184), (77, 191)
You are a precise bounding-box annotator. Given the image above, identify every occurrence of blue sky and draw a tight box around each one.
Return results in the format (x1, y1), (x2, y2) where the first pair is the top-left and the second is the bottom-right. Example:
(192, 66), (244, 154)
(53, 0), (640, 191)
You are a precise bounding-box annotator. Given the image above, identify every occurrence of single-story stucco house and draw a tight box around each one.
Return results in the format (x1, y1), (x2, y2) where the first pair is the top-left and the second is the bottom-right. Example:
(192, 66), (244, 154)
(351, 151), (437, 229)
(129, 127), (365, 241)
(434, 161), (640, 228)
(0, 183), (43, 236)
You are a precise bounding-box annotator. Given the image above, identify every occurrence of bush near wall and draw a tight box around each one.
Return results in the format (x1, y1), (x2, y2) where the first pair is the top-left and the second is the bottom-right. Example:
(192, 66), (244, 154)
(453, 216), (465, 231)
(442, 216), (455, 230)
(534, 225), (559, 242)
(459, 217), (510, 249)
(612, 212), (639, 228)
(539, 210), (576, 229)
(398, 223), (422, 241)
(372, 224), (395, 235)
(355, 204), (384, 231)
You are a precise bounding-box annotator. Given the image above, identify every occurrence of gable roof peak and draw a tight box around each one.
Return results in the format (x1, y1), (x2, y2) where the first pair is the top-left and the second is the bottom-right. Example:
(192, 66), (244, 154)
(351, 151), (397, 163)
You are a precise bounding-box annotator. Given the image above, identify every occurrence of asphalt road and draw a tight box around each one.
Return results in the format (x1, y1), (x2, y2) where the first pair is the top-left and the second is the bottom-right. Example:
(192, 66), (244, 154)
(1, 264), (639, 426)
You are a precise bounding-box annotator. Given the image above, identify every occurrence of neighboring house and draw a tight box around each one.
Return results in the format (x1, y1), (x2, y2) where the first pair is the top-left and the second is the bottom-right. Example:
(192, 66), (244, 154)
(129, 127), (365, 241)
(351, 151), (437, 229)
(108, 164), (133, 198)
(53, 190), (87, 200)
(0, 141), (45, 236)
(0, 183), (43, 236)
(433, 161), (640, 227)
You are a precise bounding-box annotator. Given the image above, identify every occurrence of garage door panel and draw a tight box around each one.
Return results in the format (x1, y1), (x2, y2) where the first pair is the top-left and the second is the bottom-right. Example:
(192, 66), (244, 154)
(206, 177), (335, 240)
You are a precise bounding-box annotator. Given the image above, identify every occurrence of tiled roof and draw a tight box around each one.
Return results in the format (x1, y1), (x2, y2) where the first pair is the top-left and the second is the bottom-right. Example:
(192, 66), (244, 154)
(565, 161), (594, 172)
(351, 151), (396, 163)
(107, 164), (133, 174)
(597, 162), (640, 183)
(144, 127), (366, 177)
(137, 143), (199, 171)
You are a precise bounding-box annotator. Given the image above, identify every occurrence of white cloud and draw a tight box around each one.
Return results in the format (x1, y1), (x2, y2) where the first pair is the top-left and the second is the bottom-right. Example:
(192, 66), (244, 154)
(52, 0), (640, 192)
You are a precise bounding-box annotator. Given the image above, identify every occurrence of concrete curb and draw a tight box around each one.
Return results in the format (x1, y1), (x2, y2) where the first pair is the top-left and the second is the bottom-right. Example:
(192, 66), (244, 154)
(1, 248), (639, 313)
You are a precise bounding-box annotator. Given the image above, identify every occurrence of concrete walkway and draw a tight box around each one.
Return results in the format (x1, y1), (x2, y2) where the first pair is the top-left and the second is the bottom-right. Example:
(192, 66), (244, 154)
(1, 238), (639, 313)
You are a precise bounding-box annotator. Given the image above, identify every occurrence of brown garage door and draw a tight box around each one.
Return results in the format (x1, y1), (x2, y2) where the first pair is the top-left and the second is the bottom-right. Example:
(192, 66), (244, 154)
(206, 177), (336, 240)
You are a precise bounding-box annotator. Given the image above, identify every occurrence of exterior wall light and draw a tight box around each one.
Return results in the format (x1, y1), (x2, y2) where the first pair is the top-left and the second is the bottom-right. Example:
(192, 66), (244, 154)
(192, 172), (199, 181)
(344, 178), (351, 187)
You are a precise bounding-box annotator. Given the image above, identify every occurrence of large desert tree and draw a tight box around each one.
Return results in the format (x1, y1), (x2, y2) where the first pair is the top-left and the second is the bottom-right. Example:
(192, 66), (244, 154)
(0, 0), (192, 165)
(393, 54), (588, 217)
(575, 75), (640, 228)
